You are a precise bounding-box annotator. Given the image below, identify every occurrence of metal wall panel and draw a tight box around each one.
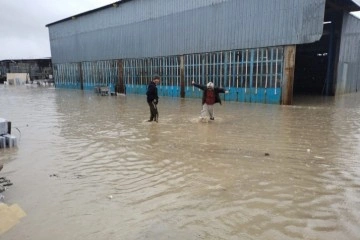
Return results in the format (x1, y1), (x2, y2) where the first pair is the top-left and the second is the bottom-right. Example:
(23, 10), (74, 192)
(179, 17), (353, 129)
(48, 0), (325, 64)
(336, 13), (360, 94)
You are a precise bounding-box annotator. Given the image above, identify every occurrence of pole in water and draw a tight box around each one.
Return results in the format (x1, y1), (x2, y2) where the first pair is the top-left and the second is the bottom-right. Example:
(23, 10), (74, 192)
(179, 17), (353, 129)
(7, 121), (11, 134)
(154, 104), (159, 122)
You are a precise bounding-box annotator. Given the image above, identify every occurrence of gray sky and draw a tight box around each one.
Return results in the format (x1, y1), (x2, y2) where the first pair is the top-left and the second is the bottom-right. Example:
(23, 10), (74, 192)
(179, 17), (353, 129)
(0, 0), (115, 60)
(1, 0), (360, 61)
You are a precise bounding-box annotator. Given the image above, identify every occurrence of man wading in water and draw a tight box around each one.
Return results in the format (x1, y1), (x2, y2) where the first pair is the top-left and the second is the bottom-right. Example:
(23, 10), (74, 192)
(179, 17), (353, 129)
(146, 76), (160, 122)
(192, 80), (228, 121)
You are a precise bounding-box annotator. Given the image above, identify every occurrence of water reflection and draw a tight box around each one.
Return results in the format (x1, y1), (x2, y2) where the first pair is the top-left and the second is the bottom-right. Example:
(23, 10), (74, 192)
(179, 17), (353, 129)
(1, 86), (360, 240)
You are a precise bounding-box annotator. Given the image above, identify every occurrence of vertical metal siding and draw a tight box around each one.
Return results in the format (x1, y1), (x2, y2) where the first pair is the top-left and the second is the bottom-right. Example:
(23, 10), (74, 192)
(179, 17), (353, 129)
(336, 13), (360, 94)
(53, 46), (284, 104)
(48, 0), (325, 64)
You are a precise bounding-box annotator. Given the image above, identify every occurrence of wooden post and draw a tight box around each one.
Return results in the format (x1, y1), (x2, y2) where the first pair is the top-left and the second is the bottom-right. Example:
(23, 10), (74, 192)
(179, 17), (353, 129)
(117, 60), (125, 94)
(79, 62), (83, 90)
(7, 121), (11, 134)
(180, 55), (185, 98)
(282, 45), (296, 105)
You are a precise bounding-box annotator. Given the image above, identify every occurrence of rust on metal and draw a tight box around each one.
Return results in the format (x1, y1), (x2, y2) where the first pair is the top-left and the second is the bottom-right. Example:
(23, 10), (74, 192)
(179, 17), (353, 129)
(282, 45), (296, 105)
(180, 56), (185, 98)
(117, 60), (125, 94)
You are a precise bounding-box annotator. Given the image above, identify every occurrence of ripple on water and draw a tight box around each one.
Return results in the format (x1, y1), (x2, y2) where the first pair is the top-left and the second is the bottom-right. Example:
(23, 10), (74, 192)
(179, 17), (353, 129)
(1, 87), (360, 240)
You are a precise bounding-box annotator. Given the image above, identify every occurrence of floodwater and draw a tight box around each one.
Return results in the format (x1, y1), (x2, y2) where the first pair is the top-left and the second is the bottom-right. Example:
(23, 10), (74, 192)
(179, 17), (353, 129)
(1, 85), (360, 240)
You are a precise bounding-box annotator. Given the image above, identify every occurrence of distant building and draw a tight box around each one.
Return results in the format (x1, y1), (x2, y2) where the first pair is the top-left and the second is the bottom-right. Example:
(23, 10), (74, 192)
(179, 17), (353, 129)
(0, 58), (52, 84)
(46, 0), (360, 104)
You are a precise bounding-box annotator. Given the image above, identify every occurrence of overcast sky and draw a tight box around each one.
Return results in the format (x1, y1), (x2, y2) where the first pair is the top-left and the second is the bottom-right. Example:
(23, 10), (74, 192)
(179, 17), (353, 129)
(0, 0), (115, 60)
(1, 0), (360, 61)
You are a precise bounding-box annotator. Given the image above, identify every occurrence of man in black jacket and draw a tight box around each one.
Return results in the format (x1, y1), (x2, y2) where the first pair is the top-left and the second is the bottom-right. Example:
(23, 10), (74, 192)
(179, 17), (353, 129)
(146, 76), (160, 122)
(192, 81), (228, 121)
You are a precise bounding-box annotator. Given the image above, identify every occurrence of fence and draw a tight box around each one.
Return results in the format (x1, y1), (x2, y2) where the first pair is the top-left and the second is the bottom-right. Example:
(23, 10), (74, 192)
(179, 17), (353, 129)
(53, 46), (284, 104)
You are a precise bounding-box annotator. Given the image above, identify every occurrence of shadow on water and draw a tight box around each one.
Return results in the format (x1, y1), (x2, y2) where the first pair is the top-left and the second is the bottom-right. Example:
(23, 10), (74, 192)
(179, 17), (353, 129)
(1, 86), (360, 240)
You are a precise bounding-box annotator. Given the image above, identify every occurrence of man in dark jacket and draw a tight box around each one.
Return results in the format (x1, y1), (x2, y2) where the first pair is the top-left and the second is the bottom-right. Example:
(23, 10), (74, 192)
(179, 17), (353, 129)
(146, 76), (160, 122)
(192, 81), (228, 121)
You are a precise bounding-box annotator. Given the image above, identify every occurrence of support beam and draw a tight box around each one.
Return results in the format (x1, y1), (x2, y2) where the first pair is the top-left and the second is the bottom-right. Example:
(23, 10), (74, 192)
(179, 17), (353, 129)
(117, 60), (125, 94)
(180, 56), (185, 98)
(79, 62), (83, 90)
(282, 45), (296, 105)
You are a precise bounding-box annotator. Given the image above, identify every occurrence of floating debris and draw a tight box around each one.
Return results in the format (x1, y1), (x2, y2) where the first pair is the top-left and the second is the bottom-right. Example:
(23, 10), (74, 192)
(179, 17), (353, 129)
(0, 177), (13, 193)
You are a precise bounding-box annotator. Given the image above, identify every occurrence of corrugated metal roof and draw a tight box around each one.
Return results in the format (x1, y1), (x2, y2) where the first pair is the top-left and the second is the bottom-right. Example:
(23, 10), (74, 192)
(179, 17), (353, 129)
(46, 0), (129, 27)
(46, 0), (360, 28)
(47, 0), (327, 63)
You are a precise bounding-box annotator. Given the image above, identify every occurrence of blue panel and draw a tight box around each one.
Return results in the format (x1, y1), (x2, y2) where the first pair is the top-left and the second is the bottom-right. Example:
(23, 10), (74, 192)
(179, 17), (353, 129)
(252, 89), (266, 103)
(126, 84), (147, 95)
(185, 87), (203, 99)
(138, 85), (147, 95)
(162, 87), (172, 97)
(236, 88), (247, 102)
(244, 88), (252, 102)
(83, 84), (95, 91)
(225, 89), (237, 102)
(56, 83), (81, 89)
(125, 85), (135, 94)
(264, 88), (281, 104)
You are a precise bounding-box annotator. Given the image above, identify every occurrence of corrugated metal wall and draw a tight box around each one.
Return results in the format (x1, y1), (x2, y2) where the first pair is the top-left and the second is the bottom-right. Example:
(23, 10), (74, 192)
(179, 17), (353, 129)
(336, 13), (360, 94)
(48, 0), (325, 64)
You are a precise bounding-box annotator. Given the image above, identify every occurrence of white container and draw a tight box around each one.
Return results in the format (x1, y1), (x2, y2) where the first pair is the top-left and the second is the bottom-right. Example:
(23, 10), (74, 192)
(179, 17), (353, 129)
(4, 134), (17, 148)
(0, 118), (8, 135)
(0, 136), (6, 148)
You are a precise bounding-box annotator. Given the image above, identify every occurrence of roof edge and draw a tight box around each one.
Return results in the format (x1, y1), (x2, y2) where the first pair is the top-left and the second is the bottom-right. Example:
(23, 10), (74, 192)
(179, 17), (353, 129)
(46, 0), (132, 27)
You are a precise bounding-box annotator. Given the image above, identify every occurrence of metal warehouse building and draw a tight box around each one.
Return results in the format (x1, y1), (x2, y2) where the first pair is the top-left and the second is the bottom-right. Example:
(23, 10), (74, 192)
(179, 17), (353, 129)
(46, 0), (360, 105)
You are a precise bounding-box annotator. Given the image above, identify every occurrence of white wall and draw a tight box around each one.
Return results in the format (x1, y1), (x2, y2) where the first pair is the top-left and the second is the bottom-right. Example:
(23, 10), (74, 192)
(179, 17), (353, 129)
(6, 73), (29, 85)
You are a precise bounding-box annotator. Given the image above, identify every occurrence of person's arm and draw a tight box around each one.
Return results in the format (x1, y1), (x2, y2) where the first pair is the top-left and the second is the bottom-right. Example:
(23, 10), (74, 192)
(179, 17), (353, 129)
(215, 87), (228, 94)
(192, 81), (206, 90)
(154, 88), (159, 104)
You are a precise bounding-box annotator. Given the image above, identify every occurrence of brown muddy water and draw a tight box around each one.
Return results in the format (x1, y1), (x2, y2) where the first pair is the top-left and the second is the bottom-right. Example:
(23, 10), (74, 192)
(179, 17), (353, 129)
(1, 85), (360, 240)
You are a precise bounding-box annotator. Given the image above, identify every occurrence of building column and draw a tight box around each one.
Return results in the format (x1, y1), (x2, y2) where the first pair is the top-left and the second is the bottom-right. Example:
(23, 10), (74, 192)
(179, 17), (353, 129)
(117, 60), (125, 94)
(79, 62), (83, 90)
(282, 45), (296, 105)
(180, 55), (185, 98)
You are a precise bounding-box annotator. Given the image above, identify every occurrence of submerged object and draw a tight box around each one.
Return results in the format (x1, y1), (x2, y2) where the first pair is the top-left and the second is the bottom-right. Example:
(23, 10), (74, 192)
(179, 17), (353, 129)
(0, 118), (8, 135)
(0, 118), (17, 148)
(0, 136), (5, 148)
(3, 134), (17, 148)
